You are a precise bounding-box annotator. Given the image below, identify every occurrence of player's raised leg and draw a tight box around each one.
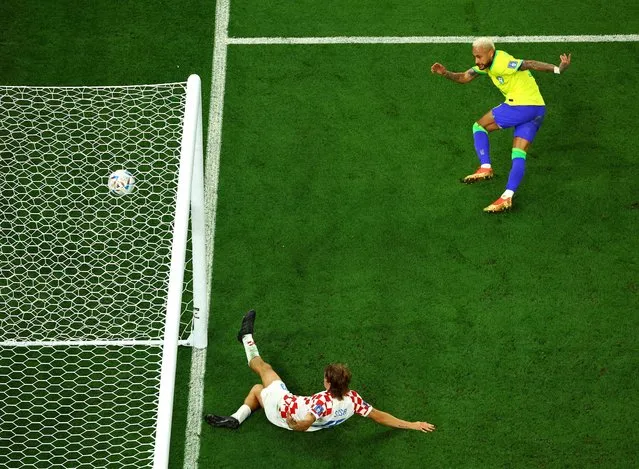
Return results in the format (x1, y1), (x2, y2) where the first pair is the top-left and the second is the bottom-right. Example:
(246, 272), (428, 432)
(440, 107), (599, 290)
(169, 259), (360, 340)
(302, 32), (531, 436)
(237, 309), (259, 362)
(205, 309), (283, 429)
(462, 111), (500, 183)
(236, 310), (282, 386)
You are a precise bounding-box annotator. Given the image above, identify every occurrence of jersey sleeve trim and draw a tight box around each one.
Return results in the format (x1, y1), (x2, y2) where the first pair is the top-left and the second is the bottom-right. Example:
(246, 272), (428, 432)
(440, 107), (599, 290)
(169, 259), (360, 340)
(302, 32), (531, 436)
(508, 59), (523, 71)
(489, 50), (500, 72)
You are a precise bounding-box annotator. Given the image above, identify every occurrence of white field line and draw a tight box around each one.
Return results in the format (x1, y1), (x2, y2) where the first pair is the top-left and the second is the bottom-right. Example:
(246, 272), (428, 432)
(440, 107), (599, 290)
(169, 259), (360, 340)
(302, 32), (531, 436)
(228, 34), (639, 45)
(182, 0), (230, 468)
(182, 348), (207, 467)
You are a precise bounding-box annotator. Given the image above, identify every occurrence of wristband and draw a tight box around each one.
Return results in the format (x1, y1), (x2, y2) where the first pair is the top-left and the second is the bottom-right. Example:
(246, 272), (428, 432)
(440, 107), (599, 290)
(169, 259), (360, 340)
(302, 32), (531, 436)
(554, 66), (560, 75)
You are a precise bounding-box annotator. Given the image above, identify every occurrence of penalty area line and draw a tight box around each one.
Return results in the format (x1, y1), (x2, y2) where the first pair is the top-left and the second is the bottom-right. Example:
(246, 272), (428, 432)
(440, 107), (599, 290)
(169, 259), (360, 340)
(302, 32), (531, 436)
(227, 34), (639, 45)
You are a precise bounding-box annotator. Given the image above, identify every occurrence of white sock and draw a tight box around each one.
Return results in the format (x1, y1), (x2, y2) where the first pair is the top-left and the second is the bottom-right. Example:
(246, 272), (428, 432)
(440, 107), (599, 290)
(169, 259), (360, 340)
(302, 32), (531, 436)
(231, 404), (252, 424)
(242, 334), (260, 365)
(502, 190), (514, 198)
(481, 163), (492, 169)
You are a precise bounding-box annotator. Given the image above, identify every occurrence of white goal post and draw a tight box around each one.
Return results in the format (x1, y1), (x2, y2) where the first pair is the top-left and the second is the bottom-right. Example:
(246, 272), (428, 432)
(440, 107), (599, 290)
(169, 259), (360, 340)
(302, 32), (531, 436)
(0, 75), (208, 469)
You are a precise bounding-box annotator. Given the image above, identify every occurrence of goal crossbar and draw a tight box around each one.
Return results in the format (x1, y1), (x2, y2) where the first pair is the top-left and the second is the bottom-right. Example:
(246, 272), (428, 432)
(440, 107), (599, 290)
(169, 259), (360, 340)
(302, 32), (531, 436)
(0, 339), (192, 347)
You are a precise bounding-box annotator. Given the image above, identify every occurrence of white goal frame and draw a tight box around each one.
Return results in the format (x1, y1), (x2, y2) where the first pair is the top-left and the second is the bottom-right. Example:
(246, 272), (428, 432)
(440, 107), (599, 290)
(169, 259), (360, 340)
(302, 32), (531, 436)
(0, 74), (208, 469)
(153, 74), (208, 468)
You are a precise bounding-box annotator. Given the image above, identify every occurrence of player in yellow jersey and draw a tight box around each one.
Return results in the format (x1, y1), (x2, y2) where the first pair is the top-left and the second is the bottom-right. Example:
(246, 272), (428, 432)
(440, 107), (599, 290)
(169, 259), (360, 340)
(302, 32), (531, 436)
(431, 38), (571, 212)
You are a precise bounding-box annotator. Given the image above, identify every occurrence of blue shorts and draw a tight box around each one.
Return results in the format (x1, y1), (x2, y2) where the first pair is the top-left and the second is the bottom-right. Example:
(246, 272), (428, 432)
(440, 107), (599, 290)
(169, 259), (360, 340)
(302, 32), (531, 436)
(492, 103), (546, 142)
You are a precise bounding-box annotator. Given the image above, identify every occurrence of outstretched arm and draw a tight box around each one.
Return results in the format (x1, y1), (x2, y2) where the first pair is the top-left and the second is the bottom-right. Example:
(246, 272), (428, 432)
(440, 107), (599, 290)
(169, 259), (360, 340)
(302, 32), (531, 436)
(431, 63), (479, 84)
(521, 53), (572, 74)
(368, 408), (436, 432)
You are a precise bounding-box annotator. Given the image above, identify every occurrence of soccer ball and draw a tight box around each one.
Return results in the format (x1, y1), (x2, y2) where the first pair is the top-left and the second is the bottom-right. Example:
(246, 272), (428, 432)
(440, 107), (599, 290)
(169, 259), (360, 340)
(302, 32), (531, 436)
(108, 169), (135, 196)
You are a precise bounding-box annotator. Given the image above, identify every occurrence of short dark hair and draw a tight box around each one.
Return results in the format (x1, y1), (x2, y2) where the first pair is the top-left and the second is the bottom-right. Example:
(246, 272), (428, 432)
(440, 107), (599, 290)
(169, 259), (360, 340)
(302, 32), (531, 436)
(324, 363), (352, 399)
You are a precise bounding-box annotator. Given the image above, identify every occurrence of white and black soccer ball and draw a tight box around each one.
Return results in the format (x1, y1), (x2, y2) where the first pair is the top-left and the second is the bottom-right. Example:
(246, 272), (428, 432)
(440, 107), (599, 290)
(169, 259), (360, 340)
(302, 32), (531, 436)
(108, 169), (135, 196)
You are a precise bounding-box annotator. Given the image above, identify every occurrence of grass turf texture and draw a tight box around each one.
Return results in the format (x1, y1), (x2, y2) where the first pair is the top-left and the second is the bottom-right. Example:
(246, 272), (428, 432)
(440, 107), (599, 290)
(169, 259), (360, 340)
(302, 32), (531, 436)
(0, 0), (638, 467)
(204, 42), (638, 467)
(228, 0), (639, 37)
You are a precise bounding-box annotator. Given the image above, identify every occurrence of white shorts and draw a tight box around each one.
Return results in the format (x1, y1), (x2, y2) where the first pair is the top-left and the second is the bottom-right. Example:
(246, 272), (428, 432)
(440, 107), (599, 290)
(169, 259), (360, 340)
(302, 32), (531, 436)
(260, 380), (291, 430)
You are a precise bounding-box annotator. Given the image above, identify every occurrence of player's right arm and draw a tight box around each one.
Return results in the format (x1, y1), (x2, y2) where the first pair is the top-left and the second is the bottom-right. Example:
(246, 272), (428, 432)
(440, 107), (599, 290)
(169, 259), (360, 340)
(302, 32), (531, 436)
(367, 408), (436, 432)
(431, 63), (479, 84)
(520, 53), (572, 74)
(285, 411), (316, 432)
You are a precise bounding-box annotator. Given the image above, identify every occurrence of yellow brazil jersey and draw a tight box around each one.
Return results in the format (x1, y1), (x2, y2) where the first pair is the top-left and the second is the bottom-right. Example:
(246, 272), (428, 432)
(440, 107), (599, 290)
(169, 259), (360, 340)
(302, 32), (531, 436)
(472, 50), (545, 106)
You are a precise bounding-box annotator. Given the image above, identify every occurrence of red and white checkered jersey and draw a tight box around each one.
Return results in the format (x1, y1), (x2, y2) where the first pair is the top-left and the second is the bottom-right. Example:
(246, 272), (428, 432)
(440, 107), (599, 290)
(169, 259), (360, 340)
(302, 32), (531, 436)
(279, 389), (373, 431)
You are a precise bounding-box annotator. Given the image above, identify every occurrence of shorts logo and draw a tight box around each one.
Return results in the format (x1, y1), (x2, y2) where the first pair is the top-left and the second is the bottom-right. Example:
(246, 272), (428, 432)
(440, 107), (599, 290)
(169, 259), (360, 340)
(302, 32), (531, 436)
(497, 76), (505, 84)
(508, 61), (518, 69)
(313, 404), (325, 415)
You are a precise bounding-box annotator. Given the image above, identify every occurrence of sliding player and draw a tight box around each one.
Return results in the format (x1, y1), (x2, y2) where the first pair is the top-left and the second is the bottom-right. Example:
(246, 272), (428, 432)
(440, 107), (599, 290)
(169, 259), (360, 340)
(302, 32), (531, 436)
(204, 310), (436, 433)
(431, 37), (571, 212)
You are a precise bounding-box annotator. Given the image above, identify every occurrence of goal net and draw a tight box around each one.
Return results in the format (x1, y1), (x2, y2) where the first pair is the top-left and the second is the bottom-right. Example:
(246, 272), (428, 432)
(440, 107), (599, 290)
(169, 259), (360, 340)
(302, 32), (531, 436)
(0, 75), (208, 468)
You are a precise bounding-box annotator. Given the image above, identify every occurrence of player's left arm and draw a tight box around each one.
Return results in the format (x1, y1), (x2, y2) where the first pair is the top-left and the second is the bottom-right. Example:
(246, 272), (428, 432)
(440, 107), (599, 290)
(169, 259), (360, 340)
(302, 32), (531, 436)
(367, 408), (436, 433)
(285, 412), (316, 432)
(520, 53), (572, 74)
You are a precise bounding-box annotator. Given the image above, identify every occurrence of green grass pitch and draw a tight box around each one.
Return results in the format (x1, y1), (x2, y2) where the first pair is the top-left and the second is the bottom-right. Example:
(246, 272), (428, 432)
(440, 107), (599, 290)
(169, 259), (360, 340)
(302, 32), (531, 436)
(1, 1), (637, 468)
